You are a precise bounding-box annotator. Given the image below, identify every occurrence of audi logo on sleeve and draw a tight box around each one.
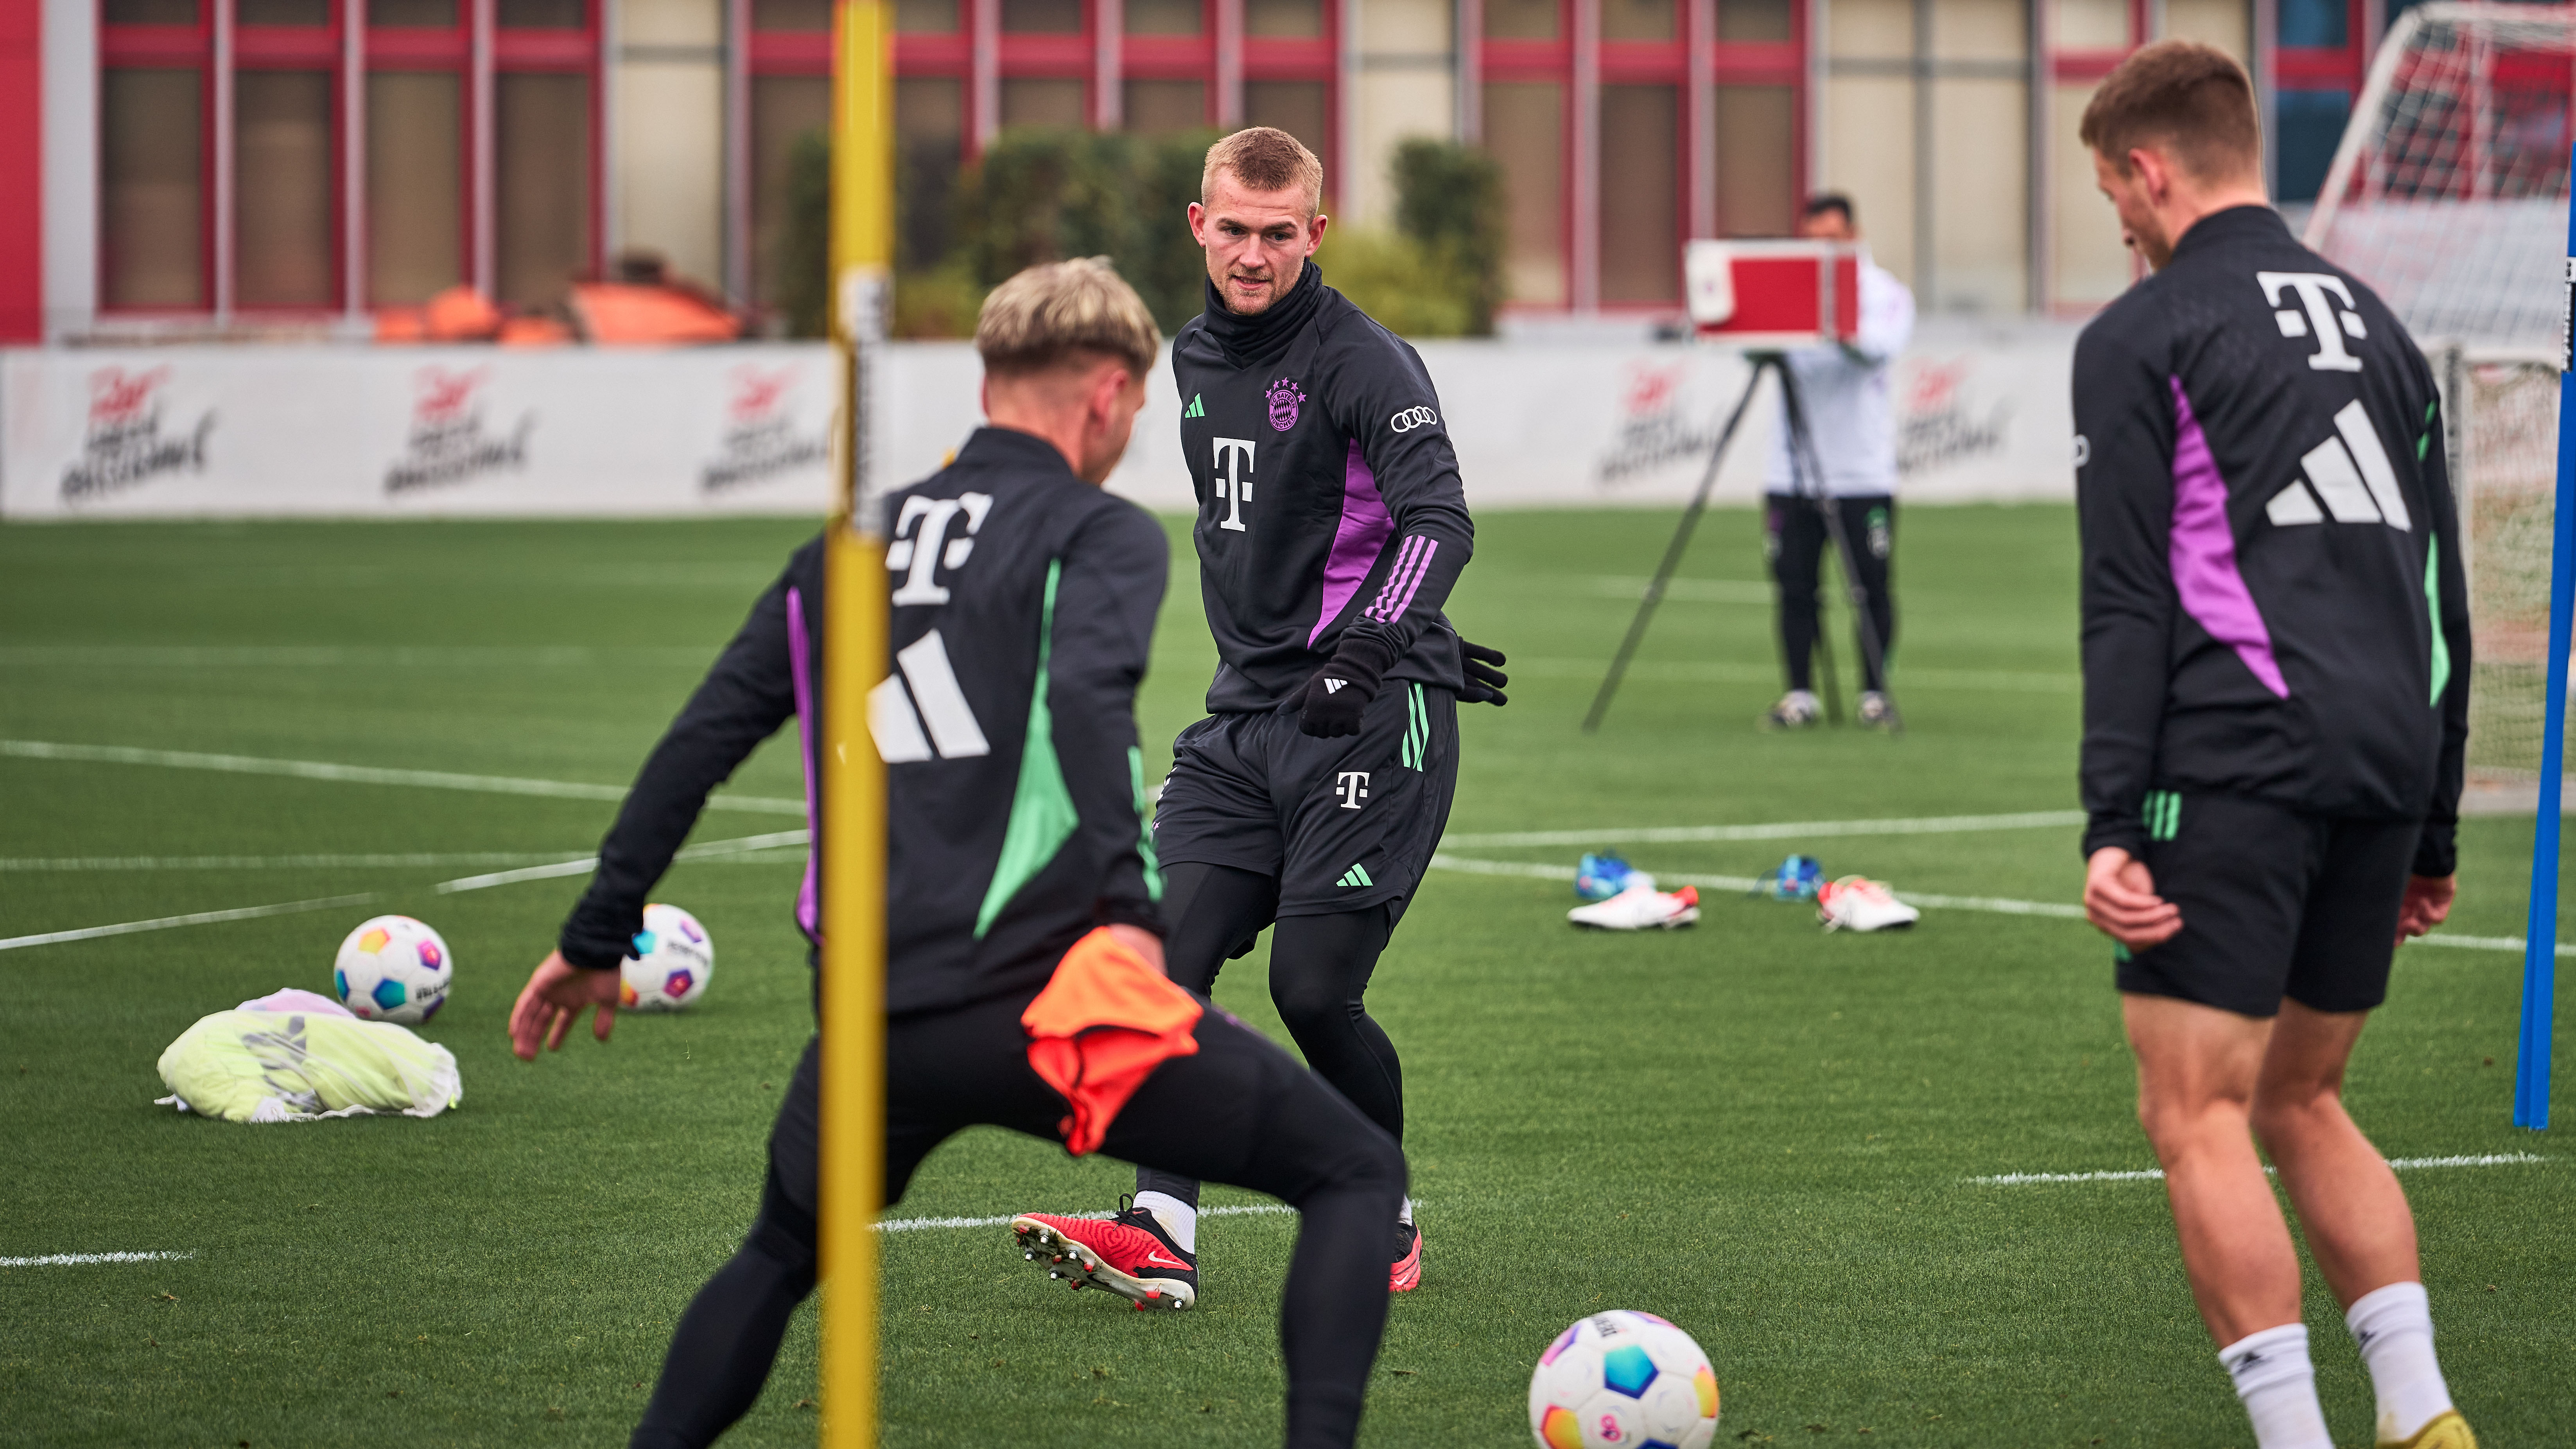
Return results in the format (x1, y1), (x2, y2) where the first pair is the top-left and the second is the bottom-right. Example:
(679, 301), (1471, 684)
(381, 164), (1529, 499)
(1388, 406), (1438, 433)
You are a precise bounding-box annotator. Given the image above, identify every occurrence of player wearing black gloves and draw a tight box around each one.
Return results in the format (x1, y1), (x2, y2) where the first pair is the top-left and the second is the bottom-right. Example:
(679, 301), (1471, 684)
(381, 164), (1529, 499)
(509, 260), (1410, 1449)
(1012, 127), (1497, 1301)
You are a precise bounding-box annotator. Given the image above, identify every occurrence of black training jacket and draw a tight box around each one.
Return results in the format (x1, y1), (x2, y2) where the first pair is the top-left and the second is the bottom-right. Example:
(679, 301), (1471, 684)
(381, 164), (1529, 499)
(557, 426), (1168, 1014)
(1171, 263), (1475, 711)
(2072, 205), (2471, 875)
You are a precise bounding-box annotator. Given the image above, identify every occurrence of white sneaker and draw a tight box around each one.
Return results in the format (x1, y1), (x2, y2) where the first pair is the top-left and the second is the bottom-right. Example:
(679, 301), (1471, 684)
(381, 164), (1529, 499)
(1817, 875), (1919, 931)
(1857, 691), (1894, 727)
(1569, 884), (1701, 930)
(1763, 690), (1821, 729)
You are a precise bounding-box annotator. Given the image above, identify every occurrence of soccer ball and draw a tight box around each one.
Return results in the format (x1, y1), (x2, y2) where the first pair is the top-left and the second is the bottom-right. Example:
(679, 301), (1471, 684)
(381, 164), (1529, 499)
(1528, 1310), (1720, 1449)
(332, 915), (454, 1025)
(619, 903), (712, 1011)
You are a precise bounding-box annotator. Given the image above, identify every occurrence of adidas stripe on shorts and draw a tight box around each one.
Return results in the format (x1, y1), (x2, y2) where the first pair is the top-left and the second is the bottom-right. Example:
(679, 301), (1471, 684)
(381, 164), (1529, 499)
(1152, 682), (1458, 918)
(2115, 789), (2423, 1018)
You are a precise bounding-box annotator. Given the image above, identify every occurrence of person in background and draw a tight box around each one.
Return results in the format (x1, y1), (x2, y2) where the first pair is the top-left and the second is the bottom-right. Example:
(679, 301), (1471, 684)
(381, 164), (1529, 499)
(1761, 192), (1916, 730)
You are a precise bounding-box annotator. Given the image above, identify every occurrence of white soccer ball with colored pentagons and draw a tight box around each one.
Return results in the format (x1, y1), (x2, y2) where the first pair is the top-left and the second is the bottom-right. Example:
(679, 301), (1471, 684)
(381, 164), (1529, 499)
(619, 903), (712, 1011)
(332, 914), (454, 1025)
(1528, 1310), (1720, 1449)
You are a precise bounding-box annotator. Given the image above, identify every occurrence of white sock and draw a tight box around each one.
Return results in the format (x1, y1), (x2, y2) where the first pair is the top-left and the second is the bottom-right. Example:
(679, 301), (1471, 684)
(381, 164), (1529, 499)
(1399, 1196), (1415, 1227)
(1132, 1191), (1197, 1255)
(2347, 1281), (2454, 1442)
(2219, 1323), (2335, 1449)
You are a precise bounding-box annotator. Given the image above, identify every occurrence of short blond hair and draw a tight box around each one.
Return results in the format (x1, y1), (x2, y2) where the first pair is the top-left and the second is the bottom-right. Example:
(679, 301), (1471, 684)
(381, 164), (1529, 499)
(1202, 127), (1324, 217)
(974, 257), (1160, 381)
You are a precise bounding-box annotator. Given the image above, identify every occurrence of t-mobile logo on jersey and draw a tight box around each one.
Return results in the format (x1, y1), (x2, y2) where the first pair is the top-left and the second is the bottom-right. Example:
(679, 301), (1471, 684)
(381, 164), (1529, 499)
(1334, 771), (1369, 809)
(887, 491), (995, 605)
(2257, 272), (2368, 373)
(1211, 438), (1256, 532)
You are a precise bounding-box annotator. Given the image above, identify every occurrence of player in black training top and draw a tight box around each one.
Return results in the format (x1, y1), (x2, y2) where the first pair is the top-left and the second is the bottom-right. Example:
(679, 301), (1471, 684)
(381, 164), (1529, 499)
(2070, 45), (2475, 1449)
(507, 260), (1406, 1449)
(1013, 126), (1505, 1300)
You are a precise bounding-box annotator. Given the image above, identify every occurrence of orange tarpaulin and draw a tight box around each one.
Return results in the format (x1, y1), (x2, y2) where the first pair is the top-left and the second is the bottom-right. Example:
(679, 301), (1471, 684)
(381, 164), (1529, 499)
(568, 283), (742, 345)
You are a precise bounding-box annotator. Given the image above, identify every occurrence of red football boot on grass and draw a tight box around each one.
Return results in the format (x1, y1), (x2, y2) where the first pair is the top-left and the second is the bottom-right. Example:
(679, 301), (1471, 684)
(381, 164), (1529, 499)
(1010, 1197), (1199, 1311)
(1389, 1220), (1423, 1293)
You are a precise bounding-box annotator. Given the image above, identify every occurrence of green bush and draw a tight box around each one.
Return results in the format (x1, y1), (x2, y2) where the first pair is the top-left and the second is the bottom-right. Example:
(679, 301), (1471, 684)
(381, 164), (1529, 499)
(1315, 226), (1474, 339)
(1391, 138), (1507, 335)
(782, 127), (1509, 341)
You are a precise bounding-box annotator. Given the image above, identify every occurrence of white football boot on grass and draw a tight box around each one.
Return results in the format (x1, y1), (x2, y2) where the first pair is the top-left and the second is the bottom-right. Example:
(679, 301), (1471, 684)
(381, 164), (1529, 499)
(1763, 690), (1821, 730)
(1568, 884), (1701, 930)
(1817, 875), (1919, 932)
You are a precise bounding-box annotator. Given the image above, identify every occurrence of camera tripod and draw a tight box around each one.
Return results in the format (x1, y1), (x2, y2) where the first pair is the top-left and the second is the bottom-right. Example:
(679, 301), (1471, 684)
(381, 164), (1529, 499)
(1581, 351), (1903, 735)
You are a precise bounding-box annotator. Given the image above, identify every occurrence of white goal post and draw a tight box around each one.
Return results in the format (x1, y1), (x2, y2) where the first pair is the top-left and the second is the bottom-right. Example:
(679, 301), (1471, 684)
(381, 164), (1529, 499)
(2303, 2), (2576, 789)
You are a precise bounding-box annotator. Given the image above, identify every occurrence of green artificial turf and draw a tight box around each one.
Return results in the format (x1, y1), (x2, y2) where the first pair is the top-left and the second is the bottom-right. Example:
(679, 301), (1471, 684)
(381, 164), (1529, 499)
(1, 507), (2567, 1448)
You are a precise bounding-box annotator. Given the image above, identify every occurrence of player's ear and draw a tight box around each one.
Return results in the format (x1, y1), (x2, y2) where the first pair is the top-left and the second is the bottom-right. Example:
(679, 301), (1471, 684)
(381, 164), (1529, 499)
(1307, 212), (1329, 253)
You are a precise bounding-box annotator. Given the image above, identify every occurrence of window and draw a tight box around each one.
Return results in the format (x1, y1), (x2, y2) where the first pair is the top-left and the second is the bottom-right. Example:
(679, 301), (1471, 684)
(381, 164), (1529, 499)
(1713, 85), (1795, 236)
(235, 70), (335, 307)
(1485, 81), (1566, 305)
(102, 68), (204, 309)
(1125, 78), (1209, 132)
(1127, 0), (1204, 36)
(1600, 85), (1680, 302)
(97, 0), (608, 318)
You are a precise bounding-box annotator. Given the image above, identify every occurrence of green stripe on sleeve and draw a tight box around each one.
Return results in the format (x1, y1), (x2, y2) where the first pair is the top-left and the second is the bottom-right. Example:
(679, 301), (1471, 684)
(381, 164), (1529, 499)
(975, 560), (1079, 939)
(2425, 535), (2451, 704)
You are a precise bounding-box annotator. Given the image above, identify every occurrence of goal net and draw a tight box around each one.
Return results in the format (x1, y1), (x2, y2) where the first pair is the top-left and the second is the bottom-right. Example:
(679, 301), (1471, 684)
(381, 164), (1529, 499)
(2305, 3), (2576, 792)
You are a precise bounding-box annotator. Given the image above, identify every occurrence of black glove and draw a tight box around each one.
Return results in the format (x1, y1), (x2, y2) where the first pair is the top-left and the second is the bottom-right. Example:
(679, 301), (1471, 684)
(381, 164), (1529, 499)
(1458, 637), (1509, 706)
(1294, 635), (1396, 738)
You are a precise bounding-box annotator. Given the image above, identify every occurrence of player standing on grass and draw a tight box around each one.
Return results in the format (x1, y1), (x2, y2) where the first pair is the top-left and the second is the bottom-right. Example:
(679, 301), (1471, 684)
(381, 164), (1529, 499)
(1013, 127), (1505, 1303)
(1760, 193), (1914, 731)
(2073, 43), (2475, 1449)
(507, 259), (1407, 1449)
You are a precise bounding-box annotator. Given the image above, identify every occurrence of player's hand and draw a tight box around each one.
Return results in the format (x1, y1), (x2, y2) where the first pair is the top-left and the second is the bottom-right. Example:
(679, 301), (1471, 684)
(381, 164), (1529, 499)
(509, 950), (621, 1061)
(1295, 636), (1394, 738)
(1105, 923), (1167, 978)
(1458, 637), (1510, 707)
(2394, 873), (2456, 945)
(2084, 847), (2183, 950)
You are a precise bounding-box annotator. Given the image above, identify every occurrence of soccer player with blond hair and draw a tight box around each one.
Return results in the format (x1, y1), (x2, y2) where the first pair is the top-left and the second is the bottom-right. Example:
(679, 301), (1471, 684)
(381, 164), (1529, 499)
(509, 257), (1406, 1449)
(2072, 40), (2476, 1449)
(1014, 125), (1506, 1305)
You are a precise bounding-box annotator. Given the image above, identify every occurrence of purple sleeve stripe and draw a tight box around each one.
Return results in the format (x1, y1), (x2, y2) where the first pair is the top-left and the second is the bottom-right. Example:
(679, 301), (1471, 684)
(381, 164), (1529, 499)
(1365, 535), (1439, 623)
(2166, 377), (2288, 698)
(786, 587), (822, 939)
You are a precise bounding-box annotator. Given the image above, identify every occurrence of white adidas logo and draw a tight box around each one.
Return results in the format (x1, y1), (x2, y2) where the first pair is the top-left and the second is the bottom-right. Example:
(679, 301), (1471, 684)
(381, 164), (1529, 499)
(2265, 401), (2411, 531)
(1322, 678), (1347, 694)
(868, 630), (989, 762)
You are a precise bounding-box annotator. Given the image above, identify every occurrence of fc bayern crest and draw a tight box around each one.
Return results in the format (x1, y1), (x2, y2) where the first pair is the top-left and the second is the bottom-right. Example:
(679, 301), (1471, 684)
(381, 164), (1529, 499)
(1266, 377), (1305, 431)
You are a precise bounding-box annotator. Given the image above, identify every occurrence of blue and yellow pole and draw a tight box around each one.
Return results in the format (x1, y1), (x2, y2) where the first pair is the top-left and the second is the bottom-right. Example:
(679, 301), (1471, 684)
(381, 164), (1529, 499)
(820, 0), (894, 1438)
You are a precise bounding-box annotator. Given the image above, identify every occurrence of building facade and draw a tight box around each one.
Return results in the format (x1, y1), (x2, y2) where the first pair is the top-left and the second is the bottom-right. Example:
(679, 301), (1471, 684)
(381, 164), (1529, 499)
(2, 0), (2398, 340)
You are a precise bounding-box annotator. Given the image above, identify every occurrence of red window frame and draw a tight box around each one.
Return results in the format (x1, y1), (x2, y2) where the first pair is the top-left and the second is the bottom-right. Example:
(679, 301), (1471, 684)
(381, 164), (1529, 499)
(99, 0), (219, 313)
(235, 1), (348, 312)
(364, 0), (475, 309)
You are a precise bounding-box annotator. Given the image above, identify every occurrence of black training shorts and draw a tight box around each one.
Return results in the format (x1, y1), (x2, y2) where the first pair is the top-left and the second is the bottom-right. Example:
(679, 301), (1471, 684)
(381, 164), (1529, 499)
(2115, 790), (2424, 1018)
(1153, 682), (1458, 918)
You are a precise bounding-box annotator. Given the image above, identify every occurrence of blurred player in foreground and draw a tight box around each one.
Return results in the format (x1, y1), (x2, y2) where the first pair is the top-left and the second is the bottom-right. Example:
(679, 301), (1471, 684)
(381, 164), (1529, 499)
(1015, 126), (1510, 1302)
(1761, 192), (1914, 730)
(509, 259), (1406, 1449)
(2073, 42), (2475, 1449)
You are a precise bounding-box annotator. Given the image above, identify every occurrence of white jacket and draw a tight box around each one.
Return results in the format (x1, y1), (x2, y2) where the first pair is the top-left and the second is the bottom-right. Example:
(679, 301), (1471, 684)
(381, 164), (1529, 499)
(1763, 260), (1915, 497)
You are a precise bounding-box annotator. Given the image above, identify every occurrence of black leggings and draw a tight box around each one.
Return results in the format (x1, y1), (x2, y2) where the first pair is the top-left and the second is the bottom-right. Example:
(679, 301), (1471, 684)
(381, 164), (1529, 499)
(1767, 494), (1897, 693)
(631, 984), (1405, 1449)
(1137, 861), (1403, 1212)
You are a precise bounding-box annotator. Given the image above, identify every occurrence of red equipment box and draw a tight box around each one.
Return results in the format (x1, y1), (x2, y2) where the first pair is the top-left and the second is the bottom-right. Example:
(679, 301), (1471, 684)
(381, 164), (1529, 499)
(1684, 240), (1864, 348)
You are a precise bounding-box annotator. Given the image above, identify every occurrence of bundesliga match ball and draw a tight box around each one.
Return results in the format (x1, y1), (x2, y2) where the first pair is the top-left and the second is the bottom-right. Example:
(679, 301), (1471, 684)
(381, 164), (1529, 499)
(619, 903), (712, 1011)
(332, 914), (454, 1025)
(1528, 1310), (1721, 1449)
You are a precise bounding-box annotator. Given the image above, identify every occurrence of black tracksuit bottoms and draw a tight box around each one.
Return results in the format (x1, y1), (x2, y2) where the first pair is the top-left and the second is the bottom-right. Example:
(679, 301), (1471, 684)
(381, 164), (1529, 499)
(1766, 493), (1897, 693)
(627, 987), (1406, 1449)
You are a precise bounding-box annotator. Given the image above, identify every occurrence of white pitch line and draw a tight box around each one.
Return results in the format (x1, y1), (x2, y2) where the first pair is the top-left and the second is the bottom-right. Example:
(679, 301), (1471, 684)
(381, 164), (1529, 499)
(877, 1203), (1298, 1234)
(1, 740), (804, 816)
(1444, 810), (2086, 850)
(0, 833), (805, 955)
(1973, 1153), (2547, 1186)
(0, 851), (603, 873)
(434, 830), (809, 894)
(0, 1250), (199, 1268)
(0, 893), (380, 952)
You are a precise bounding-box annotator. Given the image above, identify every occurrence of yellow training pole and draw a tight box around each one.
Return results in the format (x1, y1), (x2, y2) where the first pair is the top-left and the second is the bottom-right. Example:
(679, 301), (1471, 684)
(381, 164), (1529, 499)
(820, 0), (893, 1442)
